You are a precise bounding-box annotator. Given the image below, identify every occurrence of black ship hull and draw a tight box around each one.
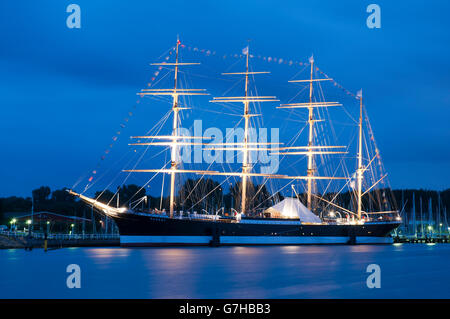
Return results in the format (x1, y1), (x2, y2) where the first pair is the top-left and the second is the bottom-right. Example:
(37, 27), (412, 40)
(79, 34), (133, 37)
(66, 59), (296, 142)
(111, 213), (401, 246)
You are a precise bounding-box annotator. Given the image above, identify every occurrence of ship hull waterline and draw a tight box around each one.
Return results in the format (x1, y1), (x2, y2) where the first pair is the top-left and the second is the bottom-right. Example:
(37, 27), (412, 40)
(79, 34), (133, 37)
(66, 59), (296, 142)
(111, 213), (401, 247)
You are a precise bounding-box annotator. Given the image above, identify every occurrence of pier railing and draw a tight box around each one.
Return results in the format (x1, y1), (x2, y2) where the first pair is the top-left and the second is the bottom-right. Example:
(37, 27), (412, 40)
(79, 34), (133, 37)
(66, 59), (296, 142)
(0, 230), (119, 240)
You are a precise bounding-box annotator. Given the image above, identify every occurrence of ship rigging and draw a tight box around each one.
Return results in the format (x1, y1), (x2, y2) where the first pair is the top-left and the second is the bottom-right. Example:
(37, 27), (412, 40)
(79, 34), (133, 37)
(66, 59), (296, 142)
(68, 38), (401, 246)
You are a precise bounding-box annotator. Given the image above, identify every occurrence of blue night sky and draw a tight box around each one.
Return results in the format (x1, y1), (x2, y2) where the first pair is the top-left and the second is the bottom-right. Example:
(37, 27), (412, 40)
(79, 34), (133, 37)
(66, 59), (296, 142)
(0, 0), (449, 197)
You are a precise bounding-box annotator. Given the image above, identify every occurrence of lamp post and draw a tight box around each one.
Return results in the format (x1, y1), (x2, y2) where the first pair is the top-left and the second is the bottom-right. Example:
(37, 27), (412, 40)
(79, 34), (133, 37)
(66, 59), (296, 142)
(10, 218), (17, 231)
(25, 219), (32, 251)
(26, 219), (31, 233)
(31, 193), (34, 234)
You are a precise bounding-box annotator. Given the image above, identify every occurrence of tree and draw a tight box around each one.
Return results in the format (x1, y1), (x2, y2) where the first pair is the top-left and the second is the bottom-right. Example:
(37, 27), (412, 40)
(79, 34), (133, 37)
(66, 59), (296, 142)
(94, 190), (115, 205)
(119, 184), (146, 206)
(229, 181), (274, 213)
(51, 188), (75, 203)
(179, 178), (223, 212)
(32, 186), (51, 204)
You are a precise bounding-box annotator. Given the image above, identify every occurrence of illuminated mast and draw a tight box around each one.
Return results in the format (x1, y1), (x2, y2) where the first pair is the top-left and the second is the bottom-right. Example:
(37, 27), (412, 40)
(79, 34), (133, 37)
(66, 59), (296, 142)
(306, 57), (316, 211)
(277, 56), (345, 211)
(241, 46), (251, 215)
(126, 45), (347, 218)
(357, 90), (363, 220)
(125, 37), (208, 218)
(210, 45), (279, 214)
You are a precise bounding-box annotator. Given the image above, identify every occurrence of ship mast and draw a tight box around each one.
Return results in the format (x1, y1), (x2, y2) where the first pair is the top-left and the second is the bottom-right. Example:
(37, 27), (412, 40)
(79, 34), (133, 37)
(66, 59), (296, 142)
(126, 45), (347, 218)
(241, 46), (251, 215)
(306, 56), (315, 211)
(276, 56), (346, 211)
(170, 38), (181, 219)
(125, 37), (208, 218)
(357, 90), (363, 220)
(210, 45), (279, 214)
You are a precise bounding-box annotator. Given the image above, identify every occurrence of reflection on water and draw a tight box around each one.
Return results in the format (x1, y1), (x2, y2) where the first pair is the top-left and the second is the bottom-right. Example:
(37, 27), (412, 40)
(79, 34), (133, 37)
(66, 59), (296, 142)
(86, 248), (131, 259)
(0, 244), (449, 299)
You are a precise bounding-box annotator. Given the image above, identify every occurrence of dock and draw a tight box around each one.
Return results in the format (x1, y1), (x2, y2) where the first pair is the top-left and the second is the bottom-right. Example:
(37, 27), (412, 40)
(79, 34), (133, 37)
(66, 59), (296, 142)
(0, 231), (119, 249)
(393, 235), (449, 244)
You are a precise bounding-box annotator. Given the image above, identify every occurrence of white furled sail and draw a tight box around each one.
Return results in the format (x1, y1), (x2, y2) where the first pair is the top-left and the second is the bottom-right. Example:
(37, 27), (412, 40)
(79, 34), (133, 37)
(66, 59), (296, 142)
(265, 198), (321, 223)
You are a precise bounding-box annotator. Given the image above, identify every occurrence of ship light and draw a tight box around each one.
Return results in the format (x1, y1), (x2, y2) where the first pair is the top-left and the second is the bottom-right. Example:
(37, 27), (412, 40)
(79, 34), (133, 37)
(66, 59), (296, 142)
(279, 205), (298, 219)
(119, 207), (127, 213)
(26, 220), (31, 225)
(329, 211), (335, 217)
(395, 216), (402, 221)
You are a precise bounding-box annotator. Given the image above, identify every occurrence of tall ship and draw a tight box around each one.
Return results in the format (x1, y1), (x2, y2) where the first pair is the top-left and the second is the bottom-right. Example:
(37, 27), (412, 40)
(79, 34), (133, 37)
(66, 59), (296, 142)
(69, 39), (401, 246)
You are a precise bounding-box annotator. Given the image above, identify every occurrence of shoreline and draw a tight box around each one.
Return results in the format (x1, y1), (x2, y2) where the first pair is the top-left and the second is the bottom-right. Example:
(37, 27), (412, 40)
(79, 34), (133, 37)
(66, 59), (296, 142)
(0, 234), (119, 249)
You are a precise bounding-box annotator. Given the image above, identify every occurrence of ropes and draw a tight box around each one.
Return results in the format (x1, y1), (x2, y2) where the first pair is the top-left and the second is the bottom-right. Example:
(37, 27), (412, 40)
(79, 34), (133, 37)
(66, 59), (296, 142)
(72, 47), (174, 193)
(71, 42), (393, 214)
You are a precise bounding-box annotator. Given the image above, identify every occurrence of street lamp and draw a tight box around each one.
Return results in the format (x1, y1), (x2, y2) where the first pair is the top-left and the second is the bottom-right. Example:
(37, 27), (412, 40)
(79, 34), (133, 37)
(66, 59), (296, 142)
(70, 223), (75, 235)
(26, 219), (32, 235)
(10, 218), (17, 231)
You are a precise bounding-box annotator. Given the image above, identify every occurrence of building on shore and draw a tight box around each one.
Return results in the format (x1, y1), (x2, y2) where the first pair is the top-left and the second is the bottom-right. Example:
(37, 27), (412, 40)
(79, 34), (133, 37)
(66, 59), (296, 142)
(4, 211), (91, 234)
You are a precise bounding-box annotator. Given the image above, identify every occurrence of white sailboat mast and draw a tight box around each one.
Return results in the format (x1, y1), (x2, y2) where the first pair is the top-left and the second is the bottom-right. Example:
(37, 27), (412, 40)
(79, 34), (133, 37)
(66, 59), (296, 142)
(126, 37), (208, 218)
(357, 92), (363, 220)
(276, 57), (345, 212)
(169, 38), (181, 218)
(306, 57), (315, 211)
(210, 45), (279, 214)
(241, 47), (250, 215)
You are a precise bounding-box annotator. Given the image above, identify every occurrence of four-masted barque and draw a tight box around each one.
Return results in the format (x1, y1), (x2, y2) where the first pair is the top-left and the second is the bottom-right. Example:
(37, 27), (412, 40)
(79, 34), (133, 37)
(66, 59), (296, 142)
(69, 39), (401, 246)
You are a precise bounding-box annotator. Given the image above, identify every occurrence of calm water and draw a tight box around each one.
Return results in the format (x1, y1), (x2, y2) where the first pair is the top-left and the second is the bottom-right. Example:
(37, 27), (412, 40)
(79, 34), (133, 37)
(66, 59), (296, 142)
(1, 244), (449, 299)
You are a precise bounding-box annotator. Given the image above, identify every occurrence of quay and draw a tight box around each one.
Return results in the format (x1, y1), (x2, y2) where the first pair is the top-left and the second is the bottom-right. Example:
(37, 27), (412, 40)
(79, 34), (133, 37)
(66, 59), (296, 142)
(0, 231), (119, 249)
(393, 235), (449, 244)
